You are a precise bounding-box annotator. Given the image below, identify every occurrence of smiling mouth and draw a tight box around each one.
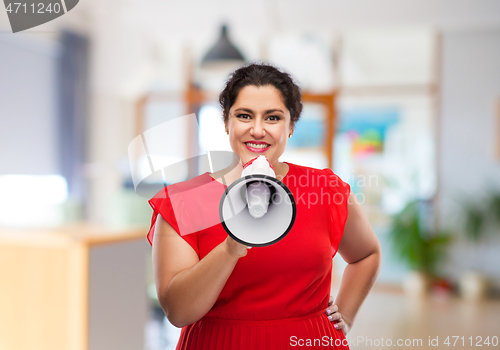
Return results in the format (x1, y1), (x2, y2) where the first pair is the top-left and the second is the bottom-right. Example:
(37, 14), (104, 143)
(244, 142), (270, 149)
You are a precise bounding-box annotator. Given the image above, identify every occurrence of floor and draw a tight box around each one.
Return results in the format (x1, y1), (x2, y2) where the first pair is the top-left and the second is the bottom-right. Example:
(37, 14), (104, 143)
(340, 285), (500, 349)
(144, 286), (500, 349)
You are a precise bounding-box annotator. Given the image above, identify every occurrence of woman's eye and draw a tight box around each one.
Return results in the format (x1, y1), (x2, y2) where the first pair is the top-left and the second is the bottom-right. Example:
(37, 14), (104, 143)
(236, 114), (280, 121)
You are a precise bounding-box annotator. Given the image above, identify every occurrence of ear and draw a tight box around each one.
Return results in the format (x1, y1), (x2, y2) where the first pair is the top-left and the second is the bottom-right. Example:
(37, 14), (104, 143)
(223, 110), (228, 133)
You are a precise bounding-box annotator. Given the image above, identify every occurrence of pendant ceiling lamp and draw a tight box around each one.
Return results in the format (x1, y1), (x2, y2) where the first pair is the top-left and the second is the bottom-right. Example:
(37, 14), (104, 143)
(200, 23), (246, 68)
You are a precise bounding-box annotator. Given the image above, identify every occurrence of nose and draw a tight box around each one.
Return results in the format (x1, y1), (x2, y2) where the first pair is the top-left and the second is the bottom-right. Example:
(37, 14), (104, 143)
(250, 118), (266, 138)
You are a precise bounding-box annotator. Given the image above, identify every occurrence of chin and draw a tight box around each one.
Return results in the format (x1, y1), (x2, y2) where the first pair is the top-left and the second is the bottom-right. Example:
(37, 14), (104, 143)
(241, 153), (262, 164)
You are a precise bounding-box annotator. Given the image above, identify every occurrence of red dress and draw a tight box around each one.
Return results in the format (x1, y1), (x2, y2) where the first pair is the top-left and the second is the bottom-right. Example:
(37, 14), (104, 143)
(147, 162), (351, 349)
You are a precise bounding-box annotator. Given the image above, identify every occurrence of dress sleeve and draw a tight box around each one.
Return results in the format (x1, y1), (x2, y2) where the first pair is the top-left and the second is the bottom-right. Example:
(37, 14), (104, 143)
(147, 186), (200, 257)
(323, 168), (351, 258)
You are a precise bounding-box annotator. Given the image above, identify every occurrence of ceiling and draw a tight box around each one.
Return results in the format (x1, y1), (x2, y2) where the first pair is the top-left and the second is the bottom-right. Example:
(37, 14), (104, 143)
(2, 0), (499, 37)
(77, 0), (500, 34)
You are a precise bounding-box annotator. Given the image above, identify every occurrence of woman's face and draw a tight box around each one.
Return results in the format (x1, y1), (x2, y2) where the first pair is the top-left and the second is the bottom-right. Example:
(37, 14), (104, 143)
(225, 85), (294, 167)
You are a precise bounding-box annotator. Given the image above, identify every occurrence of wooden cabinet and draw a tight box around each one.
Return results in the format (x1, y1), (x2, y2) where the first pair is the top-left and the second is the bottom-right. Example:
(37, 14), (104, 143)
(0, 225), (149, 350)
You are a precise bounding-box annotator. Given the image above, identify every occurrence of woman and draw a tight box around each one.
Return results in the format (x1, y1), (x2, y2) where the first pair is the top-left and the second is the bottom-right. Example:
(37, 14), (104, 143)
(148, 63), (381, 349)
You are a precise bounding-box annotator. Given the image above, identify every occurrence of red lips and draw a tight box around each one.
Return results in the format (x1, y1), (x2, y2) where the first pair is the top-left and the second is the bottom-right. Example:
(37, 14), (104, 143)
(244, 142), (270, 153)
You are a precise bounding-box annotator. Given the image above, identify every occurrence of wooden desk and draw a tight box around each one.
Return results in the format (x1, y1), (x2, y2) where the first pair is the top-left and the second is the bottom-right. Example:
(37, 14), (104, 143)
(0, 224), (149, 350)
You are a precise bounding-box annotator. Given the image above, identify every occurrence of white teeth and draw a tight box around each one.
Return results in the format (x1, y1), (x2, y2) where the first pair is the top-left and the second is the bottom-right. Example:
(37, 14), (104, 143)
(246, 142), (269, 149)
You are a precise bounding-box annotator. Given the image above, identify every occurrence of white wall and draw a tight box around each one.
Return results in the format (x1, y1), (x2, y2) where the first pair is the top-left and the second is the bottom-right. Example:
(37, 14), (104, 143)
(439, 28), (500, 287)
(0, 35), (59, 175)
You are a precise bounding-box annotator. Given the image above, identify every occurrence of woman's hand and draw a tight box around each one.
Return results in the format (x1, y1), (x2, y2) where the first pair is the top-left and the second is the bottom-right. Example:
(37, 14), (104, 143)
(325, 295), (351, 335)
(223, 236), (251, 258)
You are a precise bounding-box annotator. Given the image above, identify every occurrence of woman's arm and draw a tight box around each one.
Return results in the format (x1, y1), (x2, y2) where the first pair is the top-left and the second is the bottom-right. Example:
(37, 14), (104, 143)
(327, 190), (382, 333)
(152, 214), (249, 328)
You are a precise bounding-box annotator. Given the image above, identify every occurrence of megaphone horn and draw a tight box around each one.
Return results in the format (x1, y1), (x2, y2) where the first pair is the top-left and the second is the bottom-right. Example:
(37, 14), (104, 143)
(241, 180), (276, 219)
(219, 156), (296, 247)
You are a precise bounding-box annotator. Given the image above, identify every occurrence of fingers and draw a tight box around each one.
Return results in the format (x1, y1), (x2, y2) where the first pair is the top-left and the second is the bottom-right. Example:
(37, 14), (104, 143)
(325, 304), (338, 316)
(224, 237), (249, 258)
(333, 319), (346, 334)
(327, 311), (342, 322)
(325, 304), (345, 332)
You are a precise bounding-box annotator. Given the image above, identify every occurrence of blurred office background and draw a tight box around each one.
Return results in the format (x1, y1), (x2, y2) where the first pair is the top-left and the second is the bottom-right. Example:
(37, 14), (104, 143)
(1, 0), (500, 349)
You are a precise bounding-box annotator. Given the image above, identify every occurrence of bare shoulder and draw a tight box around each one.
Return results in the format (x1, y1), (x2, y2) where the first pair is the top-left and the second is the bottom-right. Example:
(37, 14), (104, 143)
(337, 190), (381, 264)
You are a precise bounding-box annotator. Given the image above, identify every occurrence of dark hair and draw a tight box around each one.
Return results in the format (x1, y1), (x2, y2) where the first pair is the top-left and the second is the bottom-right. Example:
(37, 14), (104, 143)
(219, 62), (303, 127)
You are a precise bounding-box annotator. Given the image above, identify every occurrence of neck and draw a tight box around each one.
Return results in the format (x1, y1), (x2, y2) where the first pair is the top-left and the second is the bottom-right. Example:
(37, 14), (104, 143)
(273, 161), (289, 181)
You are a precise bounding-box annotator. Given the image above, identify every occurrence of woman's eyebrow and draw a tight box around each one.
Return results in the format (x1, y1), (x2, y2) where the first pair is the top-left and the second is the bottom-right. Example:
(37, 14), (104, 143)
(234, 108), (284, 114)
